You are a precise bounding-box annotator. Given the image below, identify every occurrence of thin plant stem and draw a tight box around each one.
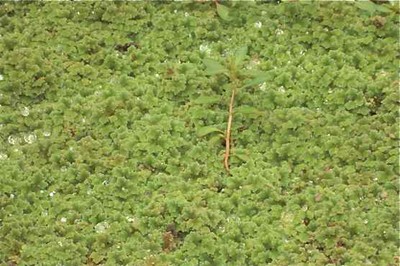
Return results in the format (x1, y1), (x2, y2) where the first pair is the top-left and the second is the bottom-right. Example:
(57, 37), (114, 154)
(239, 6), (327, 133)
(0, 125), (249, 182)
(224, 87), (235, 173)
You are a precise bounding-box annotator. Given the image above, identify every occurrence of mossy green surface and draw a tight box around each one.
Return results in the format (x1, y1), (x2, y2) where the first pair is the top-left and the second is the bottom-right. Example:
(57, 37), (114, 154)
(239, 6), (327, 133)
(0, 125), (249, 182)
(0, 2), (399, 265)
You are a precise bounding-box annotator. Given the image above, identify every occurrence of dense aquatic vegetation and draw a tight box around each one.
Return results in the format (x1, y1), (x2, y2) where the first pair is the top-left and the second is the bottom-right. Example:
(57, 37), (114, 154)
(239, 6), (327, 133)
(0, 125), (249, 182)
(0, 1), (398, 265)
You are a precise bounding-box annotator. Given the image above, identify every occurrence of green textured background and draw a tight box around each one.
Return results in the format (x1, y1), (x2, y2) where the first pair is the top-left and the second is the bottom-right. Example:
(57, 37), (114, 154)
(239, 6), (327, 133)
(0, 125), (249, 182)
(0, 2), (398, 265)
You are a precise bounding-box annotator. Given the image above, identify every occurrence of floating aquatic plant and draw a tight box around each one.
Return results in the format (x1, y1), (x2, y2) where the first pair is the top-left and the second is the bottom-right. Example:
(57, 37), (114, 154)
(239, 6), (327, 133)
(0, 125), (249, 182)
(0, 1), (398, 265)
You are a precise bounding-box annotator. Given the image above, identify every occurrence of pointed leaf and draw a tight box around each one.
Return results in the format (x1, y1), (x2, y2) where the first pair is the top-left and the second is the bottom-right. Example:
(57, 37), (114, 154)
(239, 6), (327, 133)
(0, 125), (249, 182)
(234, 46), (248, 65)
(209, 134), (225, 145)
(198, 126), (224, 137)
(244, 70), (266, 78)
(354, 1), (375, 13)
(375, 4), (392, 13)
(203, 58), (228, 76)
(180, 63), (196, 73)
(355, 1), (391, 14)
(193, 95), (221, 105)
(235, 105), (264, 116)
(216, 3), (231, 21)
(242, 74), (269, 89)
(232, 150), (250, 162)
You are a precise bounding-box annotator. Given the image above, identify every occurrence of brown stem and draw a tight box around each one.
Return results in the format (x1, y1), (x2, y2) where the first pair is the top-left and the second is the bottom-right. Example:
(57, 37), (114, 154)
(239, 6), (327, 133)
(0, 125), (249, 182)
(224, 87), (235, 173)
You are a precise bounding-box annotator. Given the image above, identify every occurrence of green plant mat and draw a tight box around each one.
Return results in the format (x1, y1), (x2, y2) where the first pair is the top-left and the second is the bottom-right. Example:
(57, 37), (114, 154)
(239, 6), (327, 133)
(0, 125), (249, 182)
(0, 1), (398, 265)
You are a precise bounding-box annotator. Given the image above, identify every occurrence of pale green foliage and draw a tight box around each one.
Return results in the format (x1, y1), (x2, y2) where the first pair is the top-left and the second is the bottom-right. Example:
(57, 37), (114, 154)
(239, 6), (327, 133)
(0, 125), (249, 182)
(202, 58), (228, 76)
(216, 3), (231, 21)
(0, 1), (398, 265)
(354, 0), (393, 14)
(197, 126), (224, 137)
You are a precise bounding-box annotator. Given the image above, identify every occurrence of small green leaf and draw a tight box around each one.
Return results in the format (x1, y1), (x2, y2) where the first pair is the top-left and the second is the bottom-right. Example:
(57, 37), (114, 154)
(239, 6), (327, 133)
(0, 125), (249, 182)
(375, 4), (392, 13)
(242, 74), (269, 89)
(235, 105), (264, 116)
(244, 70), (267, 78)
(234, 46), (248, 65)
(232, 150), (250, 162)
(90, 252), (105, 264)
(354, 1), (391, 14)
(203, 58), (228, 76)
(193, 95), (221, 105)
(209, 134), (225, 145)
(198, 126), (224, 137)
(355, 1), (376, 13)
(216, 3), (231, 21)
(180, 63), (197, 73)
